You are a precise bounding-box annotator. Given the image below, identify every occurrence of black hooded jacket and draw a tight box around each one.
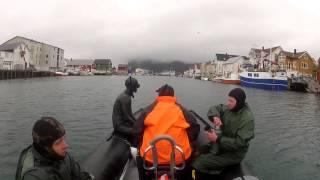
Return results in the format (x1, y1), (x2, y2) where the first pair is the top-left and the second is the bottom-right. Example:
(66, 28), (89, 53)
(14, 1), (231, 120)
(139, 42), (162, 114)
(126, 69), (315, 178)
(112, 89), (136, 139)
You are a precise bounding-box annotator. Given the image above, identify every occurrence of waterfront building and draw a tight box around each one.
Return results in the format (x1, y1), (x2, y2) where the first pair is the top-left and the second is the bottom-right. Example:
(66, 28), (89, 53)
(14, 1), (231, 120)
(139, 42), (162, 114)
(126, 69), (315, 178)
(221, 56), (250, 84)
(117, 64), (128, 75)
(93, 59), (112, 75)
(66, 59), (94, 72)
(278, 49), (316, 77)
(0, 42), (31, 70)
(0, 36), (64, 71)
(213, 53), (238, 76)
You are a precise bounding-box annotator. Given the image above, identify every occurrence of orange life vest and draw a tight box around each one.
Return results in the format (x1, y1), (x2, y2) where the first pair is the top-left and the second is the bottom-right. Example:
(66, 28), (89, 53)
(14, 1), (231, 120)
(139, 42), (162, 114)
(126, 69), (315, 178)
(139, 96), (192, 164)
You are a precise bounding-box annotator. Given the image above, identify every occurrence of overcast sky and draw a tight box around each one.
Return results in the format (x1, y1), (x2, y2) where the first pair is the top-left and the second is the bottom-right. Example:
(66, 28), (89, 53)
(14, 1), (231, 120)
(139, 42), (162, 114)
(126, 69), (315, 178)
(1, 0), (320, 64)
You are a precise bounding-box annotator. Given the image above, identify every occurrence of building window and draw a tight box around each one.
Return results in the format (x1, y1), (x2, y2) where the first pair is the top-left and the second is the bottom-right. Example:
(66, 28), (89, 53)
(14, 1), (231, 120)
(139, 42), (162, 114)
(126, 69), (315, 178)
(46, 54), (48, 58)
(301, 63), (308, 69)
(254, 73), (259, 77)
(280, 63), (284, 69)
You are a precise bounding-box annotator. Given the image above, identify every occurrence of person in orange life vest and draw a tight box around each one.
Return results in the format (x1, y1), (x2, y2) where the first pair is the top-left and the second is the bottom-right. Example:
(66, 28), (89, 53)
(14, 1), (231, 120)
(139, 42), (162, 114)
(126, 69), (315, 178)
(134, 84), (200, 180)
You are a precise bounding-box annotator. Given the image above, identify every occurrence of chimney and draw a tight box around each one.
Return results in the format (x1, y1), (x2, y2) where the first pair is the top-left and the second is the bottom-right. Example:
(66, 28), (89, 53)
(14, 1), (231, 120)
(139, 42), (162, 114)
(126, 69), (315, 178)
(294, 49), (296, 55)
(262, 46), (264, 50)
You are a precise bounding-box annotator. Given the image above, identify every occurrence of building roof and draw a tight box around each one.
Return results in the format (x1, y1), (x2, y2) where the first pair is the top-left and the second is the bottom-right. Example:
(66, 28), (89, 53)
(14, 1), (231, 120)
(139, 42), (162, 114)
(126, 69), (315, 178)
(222, 56), (250, 64)
(0, 42), (24, 52)
(1, 36), (63, 49)
(216, 53), (238, 61)
(281, 51), (305, 59)
(66, 59), (94, 66)
(251, 46), (282, 54)
(94, 59), (112, 65)
(118, 64), (128, 68)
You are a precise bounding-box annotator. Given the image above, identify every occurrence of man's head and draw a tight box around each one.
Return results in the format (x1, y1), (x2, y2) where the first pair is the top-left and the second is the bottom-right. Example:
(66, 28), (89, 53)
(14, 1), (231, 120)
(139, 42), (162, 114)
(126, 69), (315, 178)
(228, 88), (246, 112)
(32, 117), (68, 160)
(156, 84), (174, 96)
(125, 76), (140, 94)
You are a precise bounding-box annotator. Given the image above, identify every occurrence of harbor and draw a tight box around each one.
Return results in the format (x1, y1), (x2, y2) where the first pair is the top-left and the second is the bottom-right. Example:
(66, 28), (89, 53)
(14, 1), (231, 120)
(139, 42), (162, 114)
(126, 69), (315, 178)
(1, 36), (319, 94)
(0, 70), (55, 80)
(2, 1), (320, 179)
(0, 76), (319, 180)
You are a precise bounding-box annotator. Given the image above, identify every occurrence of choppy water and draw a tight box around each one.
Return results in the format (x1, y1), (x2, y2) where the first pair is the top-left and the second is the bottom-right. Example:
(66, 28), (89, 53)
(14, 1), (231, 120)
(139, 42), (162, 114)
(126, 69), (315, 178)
(0, 76), (319, 180)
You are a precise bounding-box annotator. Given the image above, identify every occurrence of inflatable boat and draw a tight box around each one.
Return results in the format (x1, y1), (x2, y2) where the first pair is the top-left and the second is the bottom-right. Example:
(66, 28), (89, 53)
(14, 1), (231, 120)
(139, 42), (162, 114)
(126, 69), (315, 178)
(81, 109), (259, 180)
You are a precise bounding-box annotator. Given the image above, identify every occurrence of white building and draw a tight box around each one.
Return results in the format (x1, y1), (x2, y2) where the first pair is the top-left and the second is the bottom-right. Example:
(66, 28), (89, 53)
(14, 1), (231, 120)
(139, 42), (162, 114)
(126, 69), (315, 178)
(183, 64), (200, 78)
(0, 56), (3, 69)
(0, 36), (64, 71)
(0, 42), (31, 70)
(200, 62), (216, 79)
(248, 46), (283, 70)
(222, 56), (250, 79)
(212, 53), (238, 76)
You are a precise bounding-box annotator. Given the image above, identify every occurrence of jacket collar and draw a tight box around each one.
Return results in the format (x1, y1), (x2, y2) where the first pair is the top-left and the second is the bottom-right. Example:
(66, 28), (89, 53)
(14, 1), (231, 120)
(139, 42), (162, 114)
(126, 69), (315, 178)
(31, 145), (60, 165)
(232, 103), (249, 114)
(156, 96), (177, 103)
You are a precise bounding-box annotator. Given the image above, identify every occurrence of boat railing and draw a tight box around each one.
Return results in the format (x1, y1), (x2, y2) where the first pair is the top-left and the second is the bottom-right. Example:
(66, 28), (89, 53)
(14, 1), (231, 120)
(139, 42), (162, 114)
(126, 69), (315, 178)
(142, 135), (186, 180)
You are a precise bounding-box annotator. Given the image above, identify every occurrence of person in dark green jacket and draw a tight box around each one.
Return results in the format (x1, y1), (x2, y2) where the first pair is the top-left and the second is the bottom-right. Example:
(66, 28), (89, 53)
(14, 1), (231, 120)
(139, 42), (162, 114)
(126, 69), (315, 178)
(15, 117), (93, 180)
(192, 88), (255, 179)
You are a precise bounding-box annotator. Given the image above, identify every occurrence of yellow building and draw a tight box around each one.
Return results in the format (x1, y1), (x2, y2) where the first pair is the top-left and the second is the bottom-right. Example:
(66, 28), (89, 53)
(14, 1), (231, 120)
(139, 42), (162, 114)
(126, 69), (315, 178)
(278, 49), (316, 77)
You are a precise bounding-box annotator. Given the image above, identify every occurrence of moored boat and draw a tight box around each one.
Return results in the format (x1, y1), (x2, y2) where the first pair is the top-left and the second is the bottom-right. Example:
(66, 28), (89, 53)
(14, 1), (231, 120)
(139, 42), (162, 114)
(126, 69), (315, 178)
(222, 73), (241, 85)
(54, 71), (68, 76)
(239, 71), (288, 90)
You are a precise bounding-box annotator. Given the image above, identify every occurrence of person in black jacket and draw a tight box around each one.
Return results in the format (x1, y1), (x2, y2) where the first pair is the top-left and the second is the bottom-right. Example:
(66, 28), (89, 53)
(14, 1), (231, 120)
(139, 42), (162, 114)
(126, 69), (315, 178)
(112, 76), (140, 144)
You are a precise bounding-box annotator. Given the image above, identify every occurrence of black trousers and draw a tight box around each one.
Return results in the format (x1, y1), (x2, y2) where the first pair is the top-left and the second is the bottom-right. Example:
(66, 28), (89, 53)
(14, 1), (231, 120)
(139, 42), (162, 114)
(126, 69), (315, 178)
(194, 169), (220, 180)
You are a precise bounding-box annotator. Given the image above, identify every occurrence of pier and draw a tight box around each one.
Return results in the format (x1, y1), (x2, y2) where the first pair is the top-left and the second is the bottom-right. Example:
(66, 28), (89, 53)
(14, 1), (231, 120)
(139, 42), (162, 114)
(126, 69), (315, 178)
(0, 70), (55, 80)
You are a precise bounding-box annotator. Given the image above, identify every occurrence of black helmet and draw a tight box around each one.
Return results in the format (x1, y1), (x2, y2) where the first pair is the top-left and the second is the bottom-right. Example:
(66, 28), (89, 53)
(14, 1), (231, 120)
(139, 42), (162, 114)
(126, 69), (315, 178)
(125, 76), (140, 90)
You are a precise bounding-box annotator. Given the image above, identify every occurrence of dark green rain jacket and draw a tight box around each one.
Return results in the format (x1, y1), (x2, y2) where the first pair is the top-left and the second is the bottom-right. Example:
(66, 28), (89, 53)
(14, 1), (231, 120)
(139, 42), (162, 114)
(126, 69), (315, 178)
(16, 145), (90, 180)
(192, 103), (255, 174)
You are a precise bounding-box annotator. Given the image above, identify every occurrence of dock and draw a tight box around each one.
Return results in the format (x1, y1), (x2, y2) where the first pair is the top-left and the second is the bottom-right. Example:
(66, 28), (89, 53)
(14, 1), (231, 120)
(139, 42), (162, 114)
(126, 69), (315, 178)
(0, 70), (55, 80)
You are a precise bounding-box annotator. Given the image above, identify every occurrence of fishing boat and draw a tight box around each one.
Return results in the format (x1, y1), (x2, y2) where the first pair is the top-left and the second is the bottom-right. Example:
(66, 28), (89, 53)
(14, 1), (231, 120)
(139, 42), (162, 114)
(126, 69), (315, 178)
(81, 109), (259, 180)
(239, 71), (288, 90)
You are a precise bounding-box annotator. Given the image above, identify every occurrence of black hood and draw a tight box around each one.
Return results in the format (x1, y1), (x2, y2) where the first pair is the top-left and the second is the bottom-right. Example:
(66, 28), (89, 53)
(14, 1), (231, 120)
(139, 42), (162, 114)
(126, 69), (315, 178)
(228, 88), (246, 112)
(125, 76), (140, 98)
(32, 117), (66, 161)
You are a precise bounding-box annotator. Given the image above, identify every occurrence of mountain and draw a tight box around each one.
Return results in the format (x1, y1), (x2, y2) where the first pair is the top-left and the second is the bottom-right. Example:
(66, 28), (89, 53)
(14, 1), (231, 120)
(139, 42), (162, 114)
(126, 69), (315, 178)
(128, 59), (193, 74)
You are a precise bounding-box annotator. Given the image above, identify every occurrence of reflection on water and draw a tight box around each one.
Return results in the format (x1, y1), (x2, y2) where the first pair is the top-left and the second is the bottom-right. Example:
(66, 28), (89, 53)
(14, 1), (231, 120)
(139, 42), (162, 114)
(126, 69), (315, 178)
(0, 76), (319, 179)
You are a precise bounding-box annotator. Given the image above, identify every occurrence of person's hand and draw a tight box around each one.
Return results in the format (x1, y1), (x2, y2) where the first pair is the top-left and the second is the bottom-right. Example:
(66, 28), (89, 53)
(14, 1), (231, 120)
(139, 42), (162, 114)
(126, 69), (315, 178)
(213, 117), (222, 127)
(206, 130), (218, 143)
